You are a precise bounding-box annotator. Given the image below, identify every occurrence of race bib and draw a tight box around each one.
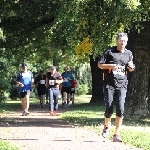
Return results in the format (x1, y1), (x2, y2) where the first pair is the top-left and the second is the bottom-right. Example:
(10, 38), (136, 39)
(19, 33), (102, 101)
(113, 66), (125, 76)
(64, 78), (68, 82)
(40, 80), (45, 84)
(49, 80), (55, 85)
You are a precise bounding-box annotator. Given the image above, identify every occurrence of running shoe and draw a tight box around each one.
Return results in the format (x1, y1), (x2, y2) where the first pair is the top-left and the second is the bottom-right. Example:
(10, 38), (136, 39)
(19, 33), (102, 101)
(50, 111), (54, 116)
(102, 125), (109, 138)
(22, 111), (26, 116)
(22, 110), (30, 116)
(25, 110), (30, 116)
(53, 111), (56, 116)
(113, 134), (122, 142)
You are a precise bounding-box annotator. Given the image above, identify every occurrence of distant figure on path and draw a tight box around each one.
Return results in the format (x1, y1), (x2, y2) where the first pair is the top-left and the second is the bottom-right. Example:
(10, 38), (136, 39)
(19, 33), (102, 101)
(61, 66), (74, 107)
(34, 70), (46, 109)
(46, 66), (63, 116)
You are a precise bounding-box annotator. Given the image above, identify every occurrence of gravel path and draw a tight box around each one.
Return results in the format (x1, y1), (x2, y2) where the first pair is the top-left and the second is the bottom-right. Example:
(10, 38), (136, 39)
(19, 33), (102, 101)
(0, 104), (144, 150)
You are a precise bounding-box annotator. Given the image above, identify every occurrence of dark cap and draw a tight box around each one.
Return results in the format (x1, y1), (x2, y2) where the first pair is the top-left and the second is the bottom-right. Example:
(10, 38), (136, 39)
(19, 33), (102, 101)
(21, 63), (27, 67)
(50, 66), (56, 70)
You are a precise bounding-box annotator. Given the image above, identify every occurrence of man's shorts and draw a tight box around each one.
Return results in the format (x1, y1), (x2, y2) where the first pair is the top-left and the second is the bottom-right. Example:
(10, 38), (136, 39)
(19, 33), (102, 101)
(61, 86), (71, 94)
(20, 90), (30, 98)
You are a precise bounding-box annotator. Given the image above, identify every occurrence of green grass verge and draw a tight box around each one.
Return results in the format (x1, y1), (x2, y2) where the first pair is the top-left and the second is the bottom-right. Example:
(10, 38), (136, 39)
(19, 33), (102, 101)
(0, 98), (38, 114)
(0, 140), (19, 150)
(61, 95), (150, 150)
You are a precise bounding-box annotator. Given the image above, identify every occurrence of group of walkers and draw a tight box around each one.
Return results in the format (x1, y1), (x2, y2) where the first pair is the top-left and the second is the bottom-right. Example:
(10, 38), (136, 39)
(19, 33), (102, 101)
(16, 32), (135, 143)
(16, 65), (77, 116)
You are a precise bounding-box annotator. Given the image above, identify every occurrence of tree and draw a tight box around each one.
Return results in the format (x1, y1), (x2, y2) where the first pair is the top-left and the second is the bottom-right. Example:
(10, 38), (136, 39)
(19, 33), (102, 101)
(1, 0), (150, 119)
(89, 55), (104, 103)
(125, 21), (150, 119)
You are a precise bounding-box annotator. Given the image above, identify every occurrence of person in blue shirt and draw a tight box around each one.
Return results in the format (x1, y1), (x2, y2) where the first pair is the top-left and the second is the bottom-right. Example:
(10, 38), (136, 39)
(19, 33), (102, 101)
(16, 64), (34, 116)
(61, 66), (74, 107)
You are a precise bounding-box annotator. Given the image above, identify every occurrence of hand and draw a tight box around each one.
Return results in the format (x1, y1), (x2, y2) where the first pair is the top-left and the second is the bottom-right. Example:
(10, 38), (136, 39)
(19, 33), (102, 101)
(127, 61), (135, 70)
(19, 83), (24, 87)
(112, 64), (119, 70)
(128, 61), (134, 68)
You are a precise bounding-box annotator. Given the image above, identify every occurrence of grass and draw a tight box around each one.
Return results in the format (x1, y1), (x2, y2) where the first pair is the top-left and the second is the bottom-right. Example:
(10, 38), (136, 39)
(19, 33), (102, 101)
(0, 140), (19, 150)
(61, 95), (150, 150)
(0, 98), (37, 114)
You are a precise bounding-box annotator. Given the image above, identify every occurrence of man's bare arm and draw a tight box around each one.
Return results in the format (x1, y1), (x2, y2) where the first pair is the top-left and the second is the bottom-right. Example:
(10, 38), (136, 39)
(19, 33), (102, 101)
(98, 63), (118, 70)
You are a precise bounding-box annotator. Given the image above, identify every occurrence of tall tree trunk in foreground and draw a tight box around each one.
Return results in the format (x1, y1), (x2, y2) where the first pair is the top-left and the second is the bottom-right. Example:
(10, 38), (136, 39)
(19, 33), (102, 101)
(125, 22), (150, 119)
(89, 55), (104, 103)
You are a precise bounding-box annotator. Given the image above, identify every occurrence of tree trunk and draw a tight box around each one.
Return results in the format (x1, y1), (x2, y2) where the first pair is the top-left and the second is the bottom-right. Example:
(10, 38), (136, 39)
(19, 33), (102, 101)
(89, 55), (104, 103)
(125, 22), (150, 119)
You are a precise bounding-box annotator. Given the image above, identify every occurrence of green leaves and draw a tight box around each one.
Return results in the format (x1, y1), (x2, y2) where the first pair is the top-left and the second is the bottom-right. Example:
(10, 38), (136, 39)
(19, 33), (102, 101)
(1, 0), (150, 65)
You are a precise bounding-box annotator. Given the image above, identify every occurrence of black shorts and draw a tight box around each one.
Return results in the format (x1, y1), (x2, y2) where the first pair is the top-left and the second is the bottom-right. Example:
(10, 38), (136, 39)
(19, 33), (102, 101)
(20, 92), (27, 98)
(61, 86), (71, 94)
(104, 85), (127, 118)
(37, 87), (46, 97)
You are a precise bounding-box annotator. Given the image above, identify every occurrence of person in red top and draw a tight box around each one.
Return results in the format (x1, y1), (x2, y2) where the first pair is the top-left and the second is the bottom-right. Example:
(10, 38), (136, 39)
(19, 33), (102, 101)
(70, 79), (77, 105)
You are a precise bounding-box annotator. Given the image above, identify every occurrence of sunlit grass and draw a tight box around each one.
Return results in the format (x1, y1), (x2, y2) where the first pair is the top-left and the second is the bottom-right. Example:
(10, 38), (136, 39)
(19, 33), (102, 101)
(61, 95), (150, 150)
(0, 140), (19, 150)
(0, 98), (38, 113)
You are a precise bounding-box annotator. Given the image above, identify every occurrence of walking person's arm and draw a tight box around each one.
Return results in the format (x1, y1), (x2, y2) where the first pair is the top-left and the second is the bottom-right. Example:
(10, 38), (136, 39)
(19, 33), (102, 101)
(16, 72), (24, 87)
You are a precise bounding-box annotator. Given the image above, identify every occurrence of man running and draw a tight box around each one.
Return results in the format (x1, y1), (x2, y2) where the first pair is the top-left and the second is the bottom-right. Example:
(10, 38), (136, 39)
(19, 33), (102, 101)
(16, 64), (34, 116)
(98, 32), (135, 142)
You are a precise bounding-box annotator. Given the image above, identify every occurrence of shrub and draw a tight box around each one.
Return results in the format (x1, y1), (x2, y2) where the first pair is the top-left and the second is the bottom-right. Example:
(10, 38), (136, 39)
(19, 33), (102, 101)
(76, 84), (89, 96)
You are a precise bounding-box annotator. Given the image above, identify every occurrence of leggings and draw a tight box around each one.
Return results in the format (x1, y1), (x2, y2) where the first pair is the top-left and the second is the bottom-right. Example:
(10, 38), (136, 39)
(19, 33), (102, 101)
(104, 86), (127, 118)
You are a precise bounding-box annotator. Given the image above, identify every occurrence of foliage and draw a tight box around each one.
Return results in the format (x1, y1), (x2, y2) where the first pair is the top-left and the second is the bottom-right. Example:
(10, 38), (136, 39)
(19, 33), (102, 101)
(76, 84), (89, 96)
(1, 0), (150, 103)
(56, 0), (150, 58)
(71, 64), (92, 95)
(2, 0), (150, 63)
(75, 36), (93, 59)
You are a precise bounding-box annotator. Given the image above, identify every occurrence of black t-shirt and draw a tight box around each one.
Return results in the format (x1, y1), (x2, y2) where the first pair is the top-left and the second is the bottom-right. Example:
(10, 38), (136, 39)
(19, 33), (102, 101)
(46, 72), (61, 88)
(34, 74), (46, 89)
(99, 46), (133, 88)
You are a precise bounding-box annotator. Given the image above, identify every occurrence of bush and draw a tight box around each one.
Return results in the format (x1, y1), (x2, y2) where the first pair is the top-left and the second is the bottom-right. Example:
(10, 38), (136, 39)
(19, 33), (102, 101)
(71, 65), (92, 96)
(76, 84), (89, 96)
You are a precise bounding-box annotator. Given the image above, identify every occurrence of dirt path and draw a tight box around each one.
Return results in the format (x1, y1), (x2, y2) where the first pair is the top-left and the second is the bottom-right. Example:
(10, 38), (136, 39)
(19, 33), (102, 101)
(0, 104), (144, 150)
